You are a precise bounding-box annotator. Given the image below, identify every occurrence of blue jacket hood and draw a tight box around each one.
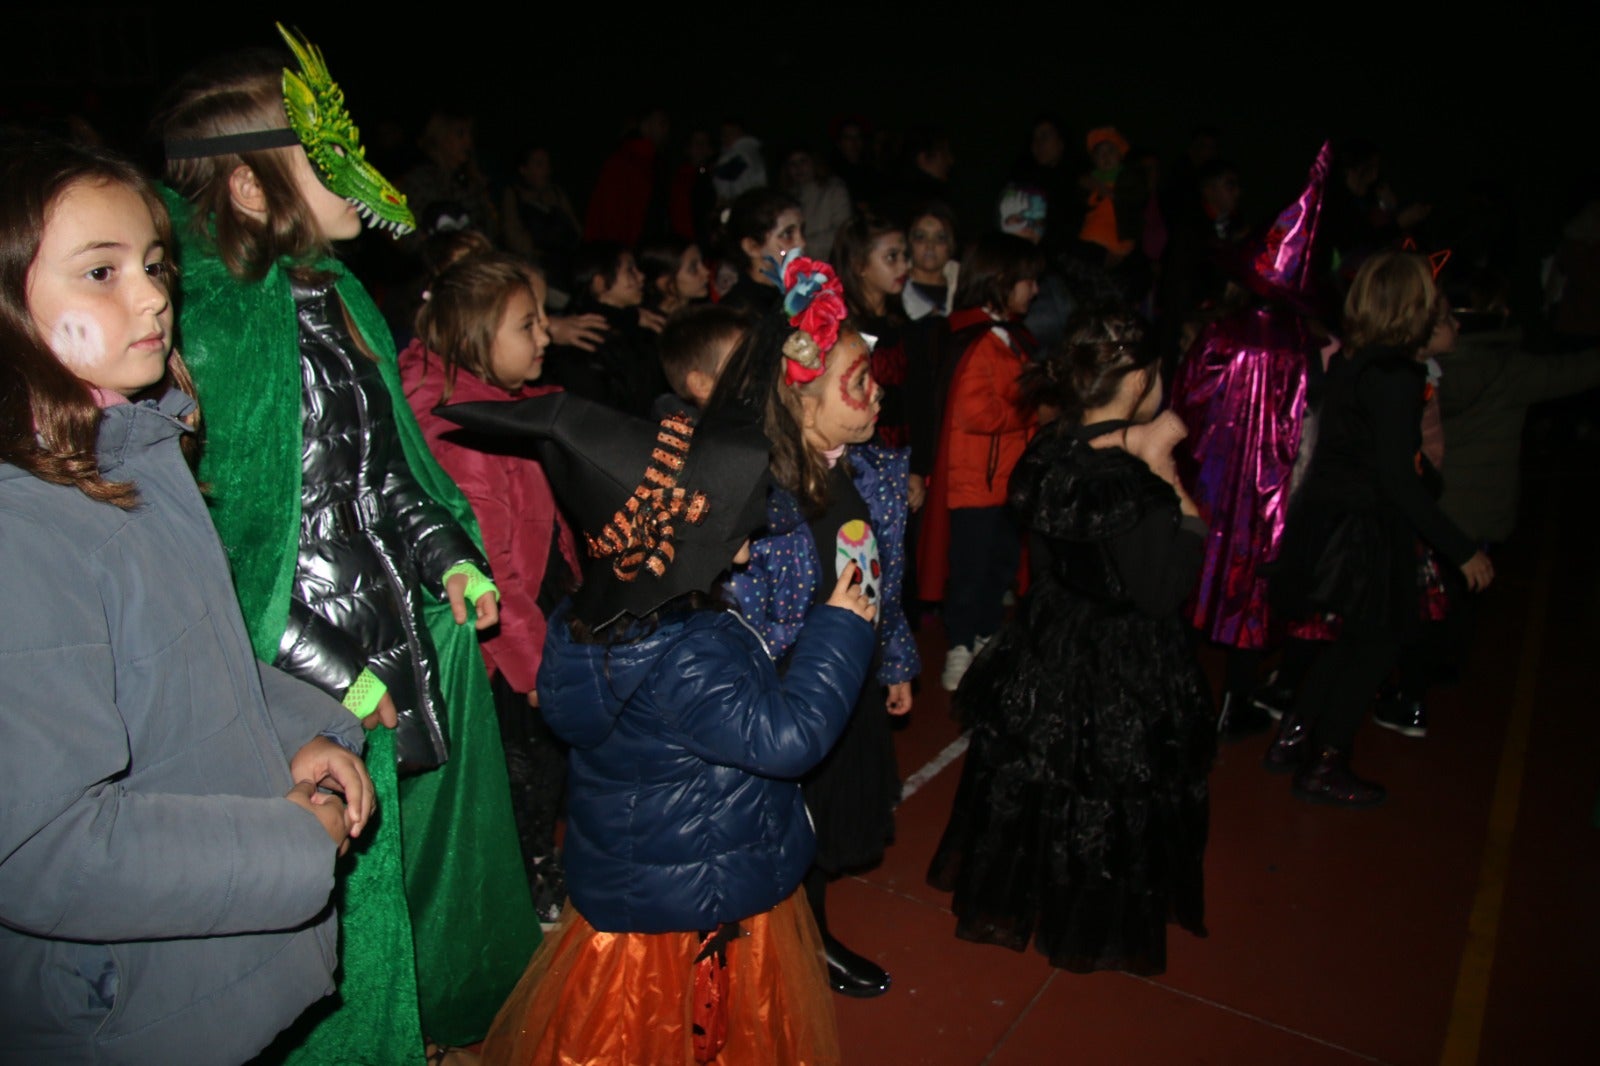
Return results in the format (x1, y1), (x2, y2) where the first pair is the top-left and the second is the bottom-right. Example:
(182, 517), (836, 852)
(538, 600), (716, 749)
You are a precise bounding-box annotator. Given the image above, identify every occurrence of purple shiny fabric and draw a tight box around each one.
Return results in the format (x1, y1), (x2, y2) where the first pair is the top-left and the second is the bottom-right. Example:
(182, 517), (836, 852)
(1171, 309), (1311, 649)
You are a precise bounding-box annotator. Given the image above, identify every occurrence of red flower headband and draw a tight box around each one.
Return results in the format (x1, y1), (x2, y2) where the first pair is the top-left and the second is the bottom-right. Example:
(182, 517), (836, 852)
(767, 252), (848, 387)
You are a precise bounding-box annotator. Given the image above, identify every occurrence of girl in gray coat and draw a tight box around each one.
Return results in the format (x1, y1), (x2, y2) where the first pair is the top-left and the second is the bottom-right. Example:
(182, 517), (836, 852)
(0, 139), (371, 1065)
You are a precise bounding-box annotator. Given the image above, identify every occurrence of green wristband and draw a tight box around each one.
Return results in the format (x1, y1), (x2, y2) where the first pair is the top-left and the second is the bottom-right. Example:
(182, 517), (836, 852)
(444, 562), (499, 607)
(342, 669), (387, 719)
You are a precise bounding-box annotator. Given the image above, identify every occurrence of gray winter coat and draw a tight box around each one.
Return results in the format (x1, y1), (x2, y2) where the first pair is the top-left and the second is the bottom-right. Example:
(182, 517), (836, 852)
(0, 391), (362, 1065)
(1438, 331), (1600, 542)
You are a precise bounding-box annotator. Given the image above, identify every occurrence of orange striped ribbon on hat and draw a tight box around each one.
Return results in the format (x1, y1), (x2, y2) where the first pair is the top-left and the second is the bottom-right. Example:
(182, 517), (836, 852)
(585, 414), (711, 581)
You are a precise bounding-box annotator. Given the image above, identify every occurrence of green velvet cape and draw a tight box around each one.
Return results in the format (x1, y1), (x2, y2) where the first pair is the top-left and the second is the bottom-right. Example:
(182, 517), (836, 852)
(165, 188), (538, 1051)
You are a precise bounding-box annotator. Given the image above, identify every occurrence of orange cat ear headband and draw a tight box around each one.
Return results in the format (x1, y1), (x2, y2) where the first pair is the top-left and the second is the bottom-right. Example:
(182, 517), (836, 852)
(1401, 237), (1452, 280)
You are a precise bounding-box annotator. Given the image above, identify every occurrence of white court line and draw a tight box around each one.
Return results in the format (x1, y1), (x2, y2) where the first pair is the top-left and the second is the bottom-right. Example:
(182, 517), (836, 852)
(899, 733), (969, 801)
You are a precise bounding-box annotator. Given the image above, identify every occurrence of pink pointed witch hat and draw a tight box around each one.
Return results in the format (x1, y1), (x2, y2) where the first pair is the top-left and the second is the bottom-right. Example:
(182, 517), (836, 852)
(1230, 140), (1332, 314)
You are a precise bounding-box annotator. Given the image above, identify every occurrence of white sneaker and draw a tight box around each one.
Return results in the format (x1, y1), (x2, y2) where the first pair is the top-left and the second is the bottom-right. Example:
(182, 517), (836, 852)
(941, 645), (974, 691)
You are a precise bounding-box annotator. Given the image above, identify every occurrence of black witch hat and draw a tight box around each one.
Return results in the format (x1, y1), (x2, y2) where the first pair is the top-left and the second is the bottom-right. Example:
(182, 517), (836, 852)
(437, 392), (770, 631)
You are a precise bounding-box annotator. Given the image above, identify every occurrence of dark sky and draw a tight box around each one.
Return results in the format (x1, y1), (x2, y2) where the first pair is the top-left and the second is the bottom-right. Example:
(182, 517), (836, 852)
(4, 7), (1590, 281)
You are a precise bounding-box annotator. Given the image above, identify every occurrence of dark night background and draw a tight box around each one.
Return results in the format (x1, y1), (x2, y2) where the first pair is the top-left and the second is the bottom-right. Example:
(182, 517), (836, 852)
(3, 6), (1592, 309)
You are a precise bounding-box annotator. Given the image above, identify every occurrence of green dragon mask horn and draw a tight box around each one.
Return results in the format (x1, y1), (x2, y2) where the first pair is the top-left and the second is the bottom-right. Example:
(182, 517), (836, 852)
(278, 22), (415, 237)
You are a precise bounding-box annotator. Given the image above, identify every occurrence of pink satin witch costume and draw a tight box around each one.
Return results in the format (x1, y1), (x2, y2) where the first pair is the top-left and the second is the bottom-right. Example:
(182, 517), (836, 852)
(1170, 143), (1331, 649)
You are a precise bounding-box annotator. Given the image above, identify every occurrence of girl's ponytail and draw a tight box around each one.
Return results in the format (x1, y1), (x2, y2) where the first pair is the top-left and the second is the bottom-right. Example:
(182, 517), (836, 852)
(1022, 307), (1155, 426)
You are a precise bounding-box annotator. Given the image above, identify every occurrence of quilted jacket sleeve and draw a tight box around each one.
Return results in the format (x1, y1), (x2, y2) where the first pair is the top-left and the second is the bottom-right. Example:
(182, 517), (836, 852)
(652, 608), (875, 778)
(0, 515), (336, 942)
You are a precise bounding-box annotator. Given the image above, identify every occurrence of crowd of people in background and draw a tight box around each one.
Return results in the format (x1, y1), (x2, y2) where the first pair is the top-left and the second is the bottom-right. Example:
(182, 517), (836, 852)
(4, 23), (1600, 1066)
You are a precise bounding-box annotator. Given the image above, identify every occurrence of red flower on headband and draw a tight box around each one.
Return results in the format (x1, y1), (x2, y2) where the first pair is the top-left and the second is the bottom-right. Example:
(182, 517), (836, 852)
(780, 255), (848, 386)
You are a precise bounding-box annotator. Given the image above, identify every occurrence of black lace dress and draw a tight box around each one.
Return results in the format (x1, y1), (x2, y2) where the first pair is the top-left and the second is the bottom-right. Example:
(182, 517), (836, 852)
(926, 420), (1215, 975)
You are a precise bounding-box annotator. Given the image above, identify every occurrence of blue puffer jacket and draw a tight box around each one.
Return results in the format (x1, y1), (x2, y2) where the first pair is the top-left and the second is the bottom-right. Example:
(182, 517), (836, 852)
(537, 600), (874, 933)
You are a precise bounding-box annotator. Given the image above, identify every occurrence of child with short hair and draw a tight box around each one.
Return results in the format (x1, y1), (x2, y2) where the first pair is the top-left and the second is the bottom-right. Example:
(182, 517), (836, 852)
(544, 241), (667, 417)
(1269, 250), (1493, 806)
(656, 302), (751, 417)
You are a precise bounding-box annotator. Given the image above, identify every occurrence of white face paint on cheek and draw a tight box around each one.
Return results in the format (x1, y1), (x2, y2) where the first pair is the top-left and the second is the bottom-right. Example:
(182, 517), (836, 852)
(49, 310), (106, 371)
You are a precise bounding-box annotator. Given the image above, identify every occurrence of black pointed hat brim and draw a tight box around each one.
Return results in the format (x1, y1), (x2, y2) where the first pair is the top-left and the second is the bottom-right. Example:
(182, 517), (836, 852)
(438, 392), (771, 630)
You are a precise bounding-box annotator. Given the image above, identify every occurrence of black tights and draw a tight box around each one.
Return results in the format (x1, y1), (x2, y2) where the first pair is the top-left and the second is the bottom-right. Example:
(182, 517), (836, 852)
(1226, 647), (1264, 700)
(1275, 637), (1321, 692)
(804, 866), (831, 938)
(1291, 630), (1399, 750)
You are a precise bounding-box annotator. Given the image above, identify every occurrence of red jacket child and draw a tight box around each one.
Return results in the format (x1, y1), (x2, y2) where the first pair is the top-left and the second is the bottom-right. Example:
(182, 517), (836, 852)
(400, 339), (581, 693)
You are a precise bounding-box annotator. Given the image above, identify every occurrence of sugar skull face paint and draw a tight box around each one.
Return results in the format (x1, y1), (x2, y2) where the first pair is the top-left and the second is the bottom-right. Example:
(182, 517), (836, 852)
(837, 350), (872, 411)
(27, 179), (173, 397)
(799, 329), (880, 451)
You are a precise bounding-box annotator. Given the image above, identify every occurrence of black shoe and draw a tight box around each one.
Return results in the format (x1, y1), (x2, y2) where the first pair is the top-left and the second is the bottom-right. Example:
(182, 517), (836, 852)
(1252, 678), (1295, 721)
(1262, 714), (1310, 774)
(1218, 691), (1272, 742)
(1292, 746), (1387, 808)
(823, 935), (891, 998)
(1374, 697), (1427, 738)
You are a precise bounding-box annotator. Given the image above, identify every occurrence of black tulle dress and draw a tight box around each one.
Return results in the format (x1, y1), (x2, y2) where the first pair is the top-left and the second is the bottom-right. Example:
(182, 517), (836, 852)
(927, 421), (1216, 975)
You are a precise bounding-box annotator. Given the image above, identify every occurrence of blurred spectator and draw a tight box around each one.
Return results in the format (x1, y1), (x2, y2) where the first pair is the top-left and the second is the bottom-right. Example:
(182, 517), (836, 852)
(584, 108), (671, 245)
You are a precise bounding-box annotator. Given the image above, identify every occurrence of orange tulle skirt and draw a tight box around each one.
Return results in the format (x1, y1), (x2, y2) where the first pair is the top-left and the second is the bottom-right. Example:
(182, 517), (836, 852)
(479, 891), (839, 1066)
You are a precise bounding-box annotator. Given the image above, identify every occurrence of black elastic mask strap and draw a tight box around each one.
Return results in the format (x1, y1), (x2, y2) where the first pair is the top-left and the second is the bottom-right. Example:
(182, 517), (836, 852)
(165, 127), (302, 160)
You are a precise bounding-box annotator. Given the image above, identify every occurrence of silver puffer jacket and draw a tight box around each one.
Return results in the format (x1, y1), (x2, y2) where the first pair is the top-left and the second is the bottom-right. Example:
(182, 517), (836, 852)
(276, 277), (483, 767)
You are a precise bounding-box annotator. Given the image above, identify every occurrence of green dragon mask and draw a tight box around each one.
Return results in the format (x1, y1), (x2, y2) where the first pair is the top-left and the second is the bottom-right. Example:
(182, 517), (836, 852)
(277, 22), (415, 237)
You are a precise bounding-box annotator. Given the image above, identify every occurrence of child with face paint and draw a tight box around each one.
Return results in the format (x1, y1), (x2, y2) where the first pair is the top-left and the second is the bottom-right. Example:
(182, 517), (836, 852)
(711, 253), (921, 1000)
(157, 25), (538, 1057)
(0, 136), (374, 1065)
(719, 186), (806, 314)
(833, 212), (924, 510)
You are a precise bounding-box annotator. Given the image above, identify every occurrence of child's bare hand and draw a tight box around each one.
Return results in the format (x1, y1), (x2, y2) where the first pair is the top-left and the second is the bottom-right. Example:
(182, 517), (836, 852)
(638, 308), (668, 334)
(827, 562), (877, 624)
(1461, 550), (1495, 592)
(547, 313), (608, 352)
(907, 474), (927, 512)
(290, 737), (376, 838)
(286, 781), (351, 854)
(363, 692), (398, 730)
(886, 681), (913, 716)
(446, 572), (500, 630)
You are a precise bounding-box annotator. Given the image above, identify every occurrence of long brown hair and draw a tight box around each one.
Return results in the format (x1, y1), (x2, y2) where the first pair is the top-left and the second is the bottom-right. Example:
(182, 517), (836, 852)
(1, 136), (196, 508)
(704, 310), (843, 516)
(156, 49), (331, 281)
(832, 211), (905, 322)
